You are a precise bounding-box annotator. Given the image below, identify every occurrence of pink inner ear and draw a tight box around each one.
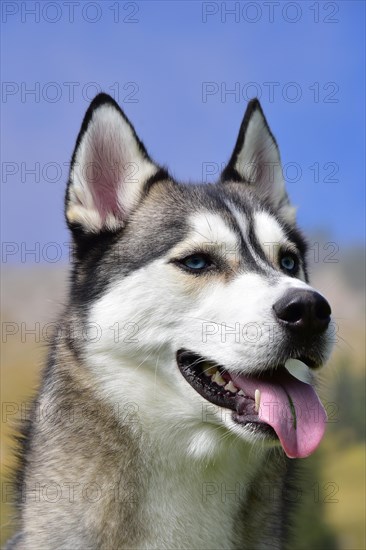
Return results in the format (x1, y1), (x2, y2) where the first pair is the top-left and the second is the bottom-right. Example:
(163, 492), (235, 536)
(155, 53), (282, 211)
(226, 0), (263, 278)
(84, 128), (125, 225)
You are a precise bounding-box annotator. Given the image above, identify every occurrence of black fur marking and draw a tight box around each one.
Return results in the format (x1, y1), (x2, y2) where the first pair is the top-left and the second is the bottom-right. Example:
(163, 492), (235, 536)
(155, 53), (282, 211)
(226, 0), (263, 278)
(68, 229), (124, 310)
(223, 184), (309, 279)
(202, 185), (269, 275)
(219, 166), (243, 184)
(208, 185), (275, 275)
(143, 168), (171, 195)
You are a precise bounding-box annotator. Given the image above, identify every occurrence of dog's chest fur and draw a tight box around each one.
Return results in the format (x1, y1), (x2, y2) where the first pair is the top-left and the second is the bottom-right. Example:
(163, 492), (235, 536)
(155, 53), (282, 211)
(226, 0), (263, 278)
(139, 449), (289, 550)
(18, 341), (290, 550)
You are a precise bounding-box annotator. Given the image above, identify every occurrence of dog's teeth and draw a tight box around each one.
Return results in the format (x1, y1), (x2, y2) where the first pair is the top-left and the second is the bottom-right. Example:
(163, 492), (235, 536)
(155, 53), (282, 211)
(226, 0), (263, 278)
(202, 363), (217, 377)
(254, 389), (261, 412)
(224, 381), (237, 393)
(238, 390), (245, 396)
(205, 368), (217, 377)
(285, 359), (312, 385)
(212, 371), (225, 386)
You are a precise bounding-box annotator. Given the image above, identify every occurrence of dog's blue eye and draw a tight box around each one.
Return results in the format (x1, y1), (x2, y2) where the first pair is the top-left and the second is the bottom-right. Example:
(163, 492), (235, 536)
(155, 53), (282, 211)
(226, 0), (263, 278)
(280, 253), (298, 273)
(183, 254), (208, 269)
(183, 255), (209, 270)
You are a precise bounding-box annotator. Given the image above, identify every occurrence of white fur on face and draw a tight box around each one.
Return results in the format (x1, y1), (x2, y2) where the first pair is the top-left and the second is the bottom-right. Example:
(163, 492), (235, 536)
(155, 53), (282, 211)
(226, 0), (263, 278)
(169, 211), (241, 264)
(253, 211), (288, 250)
(84, 209), (322, 451)
(188, 211), (239, 252)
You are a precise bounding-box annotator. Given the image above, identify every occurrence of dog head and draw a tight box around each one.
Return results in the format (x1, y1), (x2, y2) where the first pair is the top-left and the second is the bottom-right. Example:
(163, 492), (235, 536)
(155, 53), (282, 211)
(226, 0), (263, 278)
(65, 94), (333, 459)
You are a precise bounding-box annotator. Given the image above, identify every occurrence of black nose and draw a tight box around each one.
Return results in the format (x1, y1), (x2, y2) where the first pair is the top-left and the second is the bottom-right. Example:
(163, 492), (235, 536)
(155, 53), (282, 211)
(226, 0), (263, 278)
(273, 289), (331, 335)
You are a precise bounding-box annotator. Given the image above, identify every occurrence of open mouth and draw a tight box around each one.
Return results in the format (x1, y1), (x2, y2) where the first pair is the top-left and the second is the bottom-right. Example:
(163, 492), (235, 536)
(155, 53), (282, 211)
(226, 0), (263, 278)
(177, 349), (273, 432)
(176, 349), (327, 459)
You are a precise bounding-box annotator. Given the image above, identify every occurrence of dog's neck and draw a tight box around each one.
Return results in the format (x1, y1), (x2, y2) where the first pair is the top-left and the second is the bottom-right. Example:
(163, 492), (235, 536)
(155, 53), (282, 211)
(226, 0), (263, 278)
(63, 345), (289, 548)
(18, 339), (290, 549)
(136, 434), (267, 549)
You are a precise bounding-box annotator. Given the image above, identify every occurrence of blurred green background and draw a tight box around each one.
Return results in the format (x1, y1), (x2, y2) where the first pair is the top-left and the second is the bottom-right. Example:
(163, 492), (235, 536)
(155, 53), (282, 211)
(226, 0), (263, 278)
(1, 241), (365, 548)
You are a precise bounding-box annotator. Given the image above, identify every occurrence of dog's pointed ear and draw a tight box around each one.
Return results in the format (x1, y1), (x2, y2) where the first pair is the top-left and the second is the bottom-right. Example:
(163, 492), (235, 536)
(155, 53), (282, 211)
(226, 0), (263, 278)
(66, 93), (162, 234)
(221, 99), (296, 223)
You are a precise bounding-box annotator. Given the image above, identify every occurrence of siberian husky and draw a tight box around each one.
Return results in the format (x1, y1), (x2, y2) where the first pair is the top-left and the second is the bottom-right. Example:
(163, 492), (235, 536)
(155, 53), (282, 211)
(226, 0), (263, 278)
(7, 94), (333, 549)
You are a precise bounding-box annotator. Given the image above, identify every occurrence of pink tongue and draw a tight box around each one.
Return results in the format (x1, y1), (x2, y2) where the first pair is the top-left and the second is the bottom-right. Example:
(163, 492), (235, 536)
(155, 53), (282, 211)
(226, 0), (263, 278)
(231, 371), (327, 459)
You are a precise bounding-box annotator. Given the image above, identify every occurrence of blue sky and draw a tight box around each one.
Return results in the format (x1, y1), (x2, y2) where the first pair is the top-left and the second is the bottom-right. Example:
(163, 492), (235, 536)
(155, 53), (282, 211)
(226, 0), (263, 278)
(1, 1), (365, 263)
